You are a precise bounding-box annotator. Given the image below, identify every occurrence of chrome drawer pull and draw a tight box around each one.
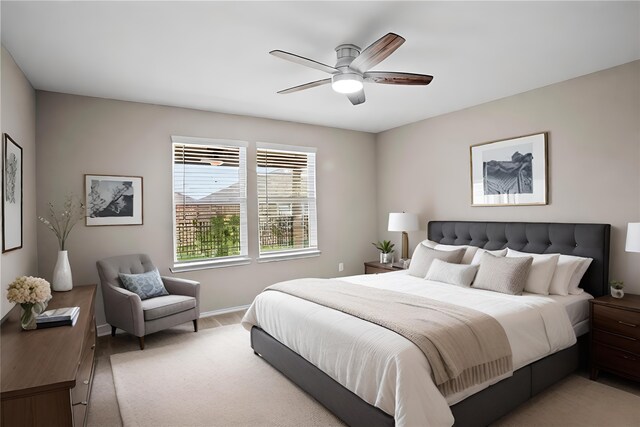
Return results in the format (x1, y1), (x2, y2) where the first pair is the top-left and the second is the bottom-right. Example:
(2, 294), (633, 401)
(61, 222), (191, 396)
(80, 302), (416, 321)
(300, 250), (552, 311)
(621, 355), (637, 361)
(91, 344), (96, 349)
(73, 401), (88, 406)
(618, 321), (637, 327)
(83, 380), (89, 385)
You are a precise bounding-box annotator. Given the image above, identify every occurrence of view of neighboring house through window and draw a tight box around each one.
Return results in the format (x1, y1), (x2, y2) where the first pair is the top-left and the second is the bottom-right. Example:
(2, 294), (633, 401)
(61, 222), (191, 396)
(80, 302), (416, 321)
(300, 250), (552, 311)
(257, 143), (318, 256)
(172, 137), (248, 265)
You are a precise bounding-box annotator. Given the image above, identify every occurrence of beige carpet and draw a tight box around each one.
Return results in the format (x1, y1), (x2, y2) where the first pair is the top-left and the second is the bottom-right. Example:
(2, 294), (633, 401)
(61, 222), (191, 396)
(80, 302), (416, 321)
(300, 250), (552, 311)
(111, 324), (640, 427)
(110, 324), (344, 426)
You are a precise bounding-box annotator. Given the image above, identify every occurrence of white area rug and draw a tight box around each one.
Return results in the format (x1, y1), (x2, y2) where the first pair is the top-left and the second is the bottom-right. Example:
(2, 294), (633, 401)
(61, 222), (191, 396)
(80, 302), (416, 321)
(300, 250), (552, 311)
(111, 324), (640, 427)
(110, 324), (343, 427)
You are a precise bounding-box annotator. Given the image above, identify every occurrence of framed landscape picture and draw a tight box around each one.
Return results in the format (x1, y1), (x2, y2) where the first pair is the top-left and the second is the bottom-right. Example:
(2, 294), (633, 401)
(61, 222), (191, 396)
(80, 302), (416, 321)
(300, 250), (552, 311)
(470, 132), (548, 206)
(85, 174), (143, 226)
(2, 134), (23, 252)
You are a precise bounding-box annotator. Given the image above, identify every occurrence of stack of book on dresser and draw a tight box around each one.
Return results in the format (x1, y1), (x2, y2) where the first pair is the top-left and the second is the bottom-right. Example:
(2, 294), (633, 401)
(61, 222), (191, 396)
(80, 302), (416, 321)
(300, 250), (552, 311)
(36, 306), (80, 329)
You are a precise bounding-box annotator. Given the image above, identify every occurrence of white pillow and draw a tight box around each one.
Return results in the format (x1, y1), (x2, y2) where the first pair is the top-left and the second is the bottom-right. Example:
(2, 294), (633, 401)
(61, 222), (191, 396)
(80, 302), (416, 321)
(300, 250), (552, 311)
(425, 258), (479, 287)
(548, 255), (583, 296)
(470, 248), (508, 265)
(506, 249), (559, 295)
(568, 256), (593, 295)
(419, 239), (438, 249)
(434, 244), (479, 264)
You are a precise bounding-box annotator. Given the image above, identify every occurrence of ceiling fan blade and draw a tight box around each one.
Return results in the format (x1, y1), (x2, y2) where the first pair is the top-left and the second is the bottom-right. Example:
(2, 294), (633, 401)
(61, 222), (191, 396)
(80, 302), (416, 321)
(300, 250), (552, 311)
(346, 89), (365, 106)
(349, 33), (405, 74)
(270, 50), (338, 75)
(364, 71), (433, 85)
(277, 78), (332, 94)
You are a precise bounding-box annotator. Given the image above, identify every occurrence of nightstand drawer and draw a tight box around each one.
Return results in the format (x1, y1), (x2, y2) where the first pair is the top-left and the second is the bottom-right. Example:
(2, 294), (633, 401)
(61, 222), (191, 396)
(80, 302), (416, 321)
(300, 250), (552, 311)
(365, 266), (392, 274)
(593, 344), (640, 380)
(364, 261), (404, 275)
(593, 329), (640, 354)
(592, 305), (640, 340)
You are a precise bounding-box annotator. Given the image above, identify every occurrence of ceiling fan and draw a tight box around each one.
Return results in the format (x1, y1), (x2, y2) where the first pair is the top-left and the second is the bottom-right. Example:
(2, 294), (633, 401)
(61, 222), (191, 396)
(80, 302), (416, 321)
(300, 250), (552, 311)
(270, 32), (433, 106)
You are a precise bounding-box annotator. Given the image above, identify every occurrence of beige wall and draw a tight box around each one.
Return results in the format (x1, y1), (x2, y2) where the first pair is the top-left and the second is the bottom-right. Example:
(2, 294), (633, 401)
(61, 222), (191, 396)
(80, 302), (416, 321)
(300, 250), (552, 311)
(36, 92), (378, 327)
(376, 60), (640, 294)
(1, 46), (37, 319)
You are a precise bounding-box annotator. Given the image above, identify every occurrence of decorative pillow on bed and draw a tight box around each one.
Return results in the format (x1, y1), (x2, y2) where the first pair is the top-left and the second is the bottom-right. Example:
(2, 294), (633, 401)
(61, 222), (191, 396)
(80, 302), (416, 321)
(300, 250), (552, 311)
(548, 255), (584, 295)
(425, 258), (479, 287)
(419, 239), (439, 249)
(470, 248), (507, 265)
(567, 256), (593, 295)
(119, 269), (169, 300)
(506, 249), (560, 295)
(472, 253), (533, 295)
(434, 244), (479, 265)
(408, 245), (466, 278)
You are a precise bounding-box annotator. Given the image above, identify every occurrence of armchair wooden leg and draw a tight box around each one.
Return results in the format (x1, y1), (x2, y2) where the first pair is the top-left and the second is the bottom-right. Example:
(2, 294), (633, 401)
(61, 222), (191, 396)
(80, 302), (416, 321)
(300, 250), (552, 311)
(193, 319), (198, 332)
(111, 326), (116, 337)
(139, 336), (145, 350)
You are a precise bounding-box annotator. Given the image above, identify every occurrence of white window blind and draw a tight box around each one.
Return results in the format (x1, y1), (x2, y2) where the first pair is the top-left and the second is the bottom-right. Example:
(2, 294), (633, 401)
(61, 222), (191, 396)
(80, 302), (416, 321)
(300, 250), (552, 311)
(172, 136), (248, 264)
(257, 143), (318, 256)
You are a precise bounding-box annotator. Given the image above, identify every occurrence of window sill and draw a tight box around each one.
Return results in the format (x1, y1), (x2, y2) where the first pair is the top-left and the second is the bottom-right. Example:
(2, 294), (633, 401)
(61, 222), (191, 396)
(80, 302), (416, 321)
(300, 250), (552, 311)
(170, 257), (252, 273)
(257, 250), (321, 263)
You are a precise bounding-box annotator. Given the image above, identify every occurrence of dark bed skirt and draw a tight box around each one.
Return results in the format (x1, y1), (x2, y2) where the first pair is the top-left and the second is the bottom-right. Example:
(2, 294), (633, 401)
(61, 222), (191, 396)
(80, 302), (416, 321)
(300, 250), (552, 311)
(251, 326), (585, 427)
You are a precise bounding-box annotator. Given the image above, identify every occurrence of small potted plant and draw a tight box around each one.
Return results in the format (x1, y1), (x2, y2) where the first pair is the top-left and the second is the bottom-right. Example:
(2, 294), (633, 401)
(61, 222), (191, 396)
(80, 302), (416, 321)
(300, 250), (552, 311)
(372, 240), (395, 264)
(609, 280), (624, 299)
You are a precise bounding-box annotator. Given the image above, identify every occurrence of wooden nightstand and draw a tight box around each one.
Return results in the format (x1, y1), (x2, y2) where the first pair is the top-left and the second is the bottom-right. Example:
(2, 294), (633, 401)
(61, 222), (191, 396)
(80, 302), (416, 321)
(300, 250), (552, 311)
(589, 294), (640, 382)
(364, 261), (404, 274)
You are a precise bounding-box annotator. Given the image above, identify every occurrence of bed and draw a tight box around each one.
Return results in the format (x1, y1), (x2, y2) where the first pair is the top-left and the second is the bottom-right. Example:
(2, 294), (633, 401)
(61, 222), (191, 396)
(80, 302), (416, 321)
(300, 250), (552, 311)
(243, 221), (611, 426)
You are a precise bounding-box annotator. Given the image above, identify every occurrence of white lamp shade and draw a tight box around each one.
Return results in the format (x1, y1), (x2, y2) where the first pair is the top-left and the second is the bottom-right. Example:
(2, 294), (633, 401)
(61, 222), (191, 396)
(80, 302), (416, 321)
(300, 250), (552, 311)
(626, 223), (640, 252)
(388, 213), (419, 232)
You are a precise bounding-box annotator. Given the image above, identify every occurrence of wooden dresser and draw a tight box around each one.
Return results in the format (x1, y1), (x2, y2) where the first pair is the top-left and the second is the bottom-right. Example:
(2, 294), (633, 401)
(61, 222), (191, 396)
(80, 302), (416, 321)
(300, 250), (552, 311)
(589, 293), (640, 382)
(1, 285), (97, 427)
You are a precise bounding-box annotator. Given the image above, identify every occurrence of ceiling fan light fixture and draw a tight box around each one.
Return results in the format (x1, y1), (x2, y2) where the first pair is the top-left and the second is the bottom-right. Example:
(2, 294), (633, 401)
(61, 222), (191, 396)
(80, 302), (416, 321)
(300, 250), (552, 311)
(331, 73), (363, 94)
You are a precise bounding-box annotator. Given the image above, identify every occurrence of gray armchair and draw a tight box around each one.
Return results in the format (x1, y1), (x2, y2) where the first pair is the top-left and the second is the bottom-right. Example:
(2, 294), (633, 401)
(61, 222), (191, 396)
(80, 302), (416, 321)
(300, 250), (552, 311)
(96, 254), (200, 350)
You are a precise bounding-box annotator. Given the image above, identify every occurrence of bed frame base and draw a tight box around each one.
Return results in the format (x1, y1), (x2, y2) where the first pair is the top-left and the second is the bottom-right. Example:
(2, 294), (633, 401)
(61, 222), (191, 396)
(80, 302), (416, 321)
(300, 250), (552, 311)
(251, 326), (584, 427)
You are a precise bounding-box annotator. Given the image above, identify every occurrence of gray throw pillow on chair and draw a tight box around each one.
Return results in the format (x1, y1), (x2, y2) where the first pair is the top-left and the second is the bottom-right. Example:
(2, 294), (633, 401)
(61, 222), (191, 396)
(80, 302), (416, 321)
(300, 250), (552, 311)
(119, 269), (169, 300)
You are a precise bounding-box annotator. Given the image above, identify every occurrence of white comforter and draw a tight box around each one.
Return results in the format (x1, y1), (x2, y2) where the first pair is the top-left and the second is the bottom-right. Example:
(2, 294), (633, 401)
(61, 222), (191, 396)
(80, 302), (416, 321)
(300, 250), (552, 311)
(241, 271), (577, 427)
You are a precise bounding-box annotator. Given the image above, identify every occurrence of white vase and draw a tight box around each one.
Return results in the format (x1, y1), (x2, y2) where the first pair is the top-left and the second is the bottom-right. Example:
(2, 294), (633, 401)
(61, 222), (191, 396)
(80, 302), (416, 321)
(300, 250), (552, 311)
(610, 287), (624, 299)
(52, 250), (73, 292)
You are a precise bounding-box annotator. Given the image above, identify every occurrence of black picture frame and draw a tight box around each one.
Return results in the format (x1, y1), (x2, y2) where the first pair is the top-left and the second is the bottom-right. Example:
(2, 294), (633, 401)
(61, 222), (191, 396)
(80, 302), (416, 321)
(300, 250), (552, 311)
(3, 133), (23, 252)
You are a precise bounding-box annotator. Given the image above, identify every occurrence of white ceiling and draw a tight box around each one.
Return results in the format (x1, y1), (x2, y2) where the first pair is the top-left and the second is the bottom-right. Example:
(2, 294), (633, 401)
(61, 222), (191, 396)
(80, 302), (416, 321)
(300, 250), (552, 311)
(2, 1), (639, 133)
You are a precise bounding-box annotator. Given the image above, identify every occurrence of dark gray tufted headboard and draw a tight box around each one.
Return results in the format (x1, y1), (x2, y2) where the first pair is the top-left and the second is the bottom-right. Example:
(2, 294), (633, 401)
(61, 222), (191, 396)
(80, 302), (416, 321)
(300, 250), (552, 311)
(427, 221), (611, 297)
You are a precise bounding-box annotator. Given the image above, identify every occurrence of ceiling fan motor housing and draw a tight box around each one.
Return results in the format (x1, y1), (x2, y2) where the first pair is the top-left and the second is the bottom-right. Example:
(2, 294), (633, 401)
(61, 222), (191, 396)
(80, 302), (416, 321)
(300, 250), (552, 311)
(334, 44), (361, 69)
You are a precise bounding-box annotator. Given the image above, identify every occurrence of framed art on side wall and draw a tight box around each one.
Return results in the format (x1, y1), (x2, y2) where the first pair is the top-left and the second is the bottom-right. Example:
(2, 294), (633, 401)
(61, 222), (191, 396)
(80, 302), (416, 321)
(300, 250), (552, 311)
(85, 174), (143, 226)
(470, 132), (548, 206)
(2, 134), (23, 252)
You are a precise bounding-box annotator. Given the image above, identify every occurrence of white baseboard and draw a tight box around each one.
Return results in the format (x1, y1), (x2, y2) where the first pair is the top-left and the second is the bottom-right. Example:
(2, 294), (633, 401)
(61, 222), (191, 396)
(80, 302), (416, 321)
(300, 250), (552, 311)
(97, 323), (113, 337)
(96, 304), (250, 337)
(199, 304), (250, 319)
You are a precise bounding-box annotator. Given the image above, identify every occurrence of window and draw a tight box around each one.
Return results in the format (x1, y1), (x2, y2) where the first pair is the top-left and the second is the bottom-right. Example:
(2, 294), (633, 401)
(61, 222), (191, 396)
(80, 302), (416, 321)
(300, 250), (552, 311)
(257, 143), (318, 258)
(172, 136), (248, 269)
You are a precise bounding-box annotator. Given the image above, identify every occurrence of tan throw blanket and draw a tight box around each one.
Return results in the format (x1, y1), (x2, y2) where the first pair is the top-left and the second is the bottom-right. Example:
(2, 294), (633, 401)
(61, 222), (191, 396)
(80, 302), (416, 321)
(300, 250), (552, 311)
(266, 279), (513, 397)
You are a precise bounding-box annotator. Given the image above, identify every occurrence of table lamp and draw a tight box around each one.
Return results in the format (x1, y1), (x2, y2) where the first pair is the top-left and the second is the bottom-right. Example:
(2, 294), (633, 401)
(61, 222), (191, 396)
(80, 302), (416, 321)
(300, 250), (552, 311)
(626, 222), (640, 253)
(388, 212), (419, 260)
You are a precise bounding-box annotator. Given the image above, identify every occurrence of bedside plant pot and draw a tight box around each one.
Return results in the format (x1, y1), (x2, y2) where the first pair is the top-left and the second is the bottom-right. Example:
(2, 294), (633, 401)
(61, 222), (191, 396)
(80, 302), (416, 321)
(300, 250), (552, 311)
(380, 252), (394, 264)
(610, 287), (624, 299)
